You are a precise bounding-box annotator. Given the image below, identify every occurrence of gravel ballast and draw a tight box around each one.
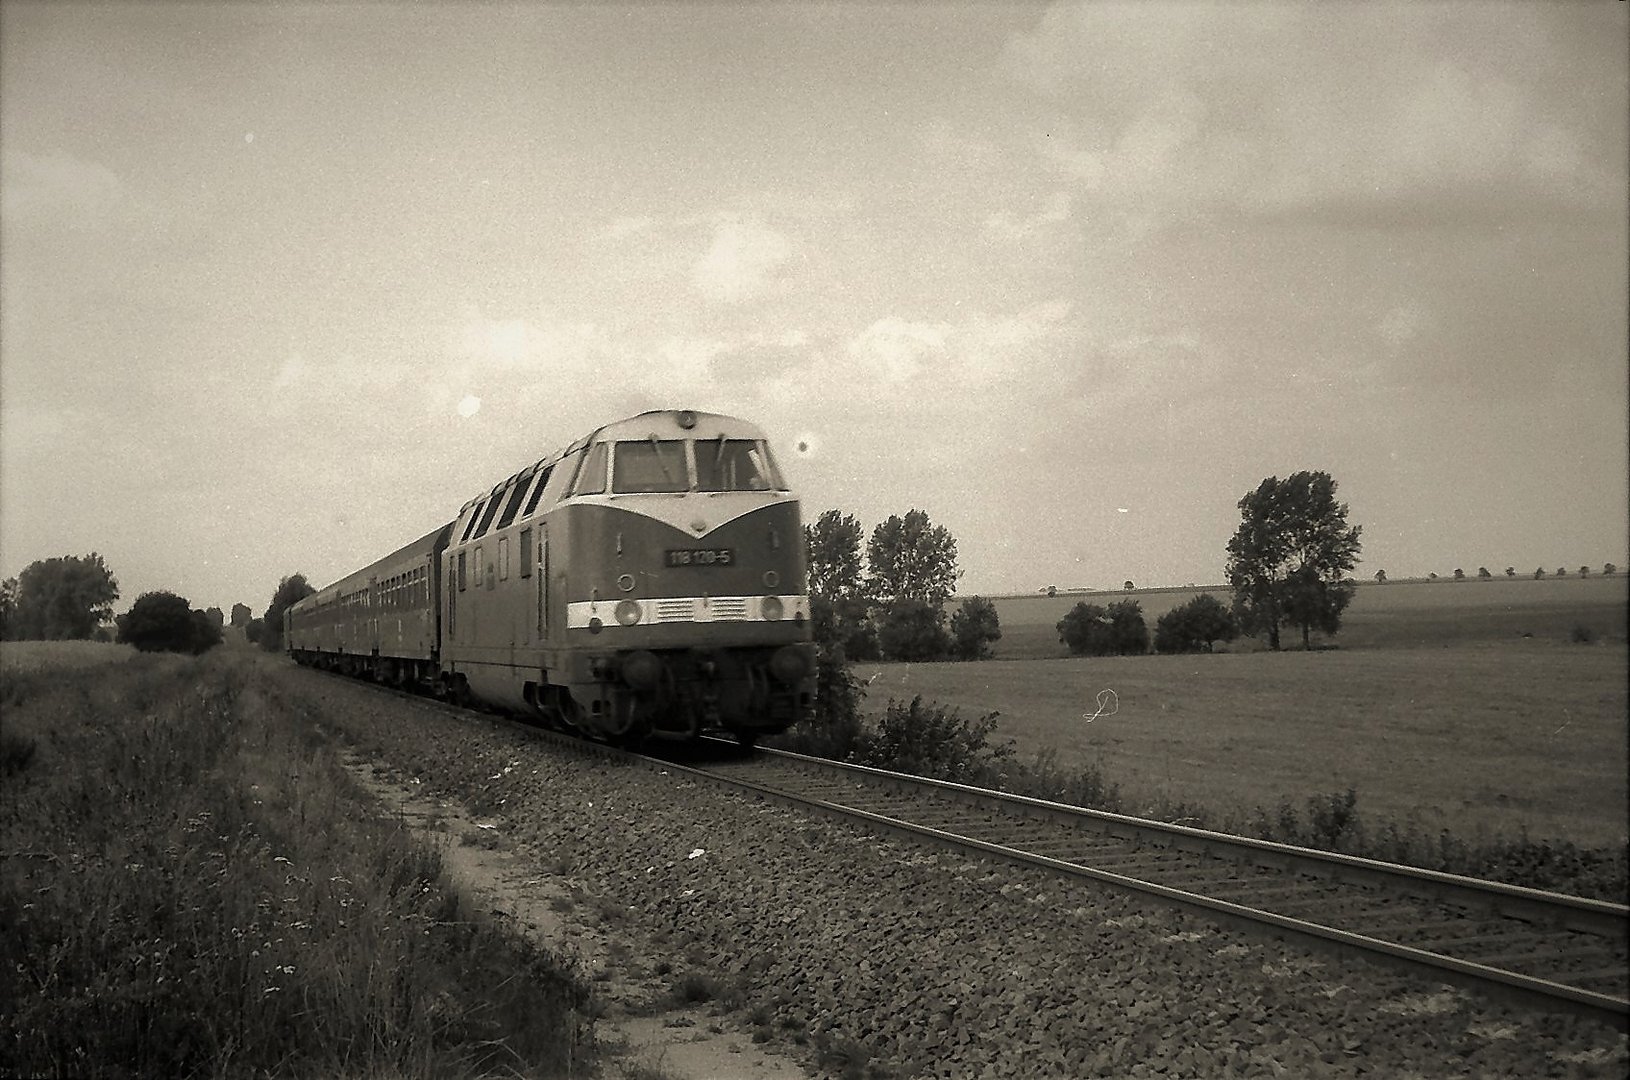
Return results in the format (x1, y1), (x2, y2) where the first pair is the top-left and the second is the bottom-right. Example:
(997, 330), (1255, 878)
(273, 664), (1628, 1079)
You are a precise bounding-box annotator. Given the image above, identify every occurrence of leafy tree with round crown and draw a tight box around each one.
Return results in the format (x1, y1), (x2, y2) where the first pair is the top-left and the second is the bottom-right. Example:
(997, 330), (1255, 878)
(1225, 471), (1361, 650)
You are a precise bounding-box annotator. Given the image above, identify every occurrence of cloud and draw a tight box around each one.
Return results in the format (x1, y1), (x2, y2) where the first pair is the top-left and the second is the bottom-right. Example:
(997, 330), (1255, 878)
(0, 149), (127, 226)
(691, 215), (792, 302)
(1002, 2), (1627, 229)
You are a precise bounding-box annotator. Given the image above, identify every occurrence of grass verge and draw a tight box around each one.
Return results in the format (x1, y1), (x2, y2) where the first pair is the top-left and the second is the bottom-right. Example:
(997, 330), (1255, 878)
(773, 660), (1628, 902)
(1, 651), (594, 1079)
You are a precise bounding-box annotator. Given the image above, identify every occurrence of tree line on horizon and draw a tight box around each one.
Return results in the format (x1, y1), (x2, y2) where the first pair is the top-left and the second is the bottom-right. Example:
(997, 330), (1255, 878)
(0, 555), (314, 657)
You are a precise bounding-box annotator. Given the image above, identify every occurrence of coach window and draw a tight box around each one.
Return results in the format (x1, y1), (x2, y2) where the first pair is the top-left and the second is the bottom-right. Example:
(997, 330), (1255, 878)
(499, 538), (510, 581)
(519, 527), (533, 578)
(457, 551), (467, 592)
(572, 443), (608, 496)
(613, 439), (688, 493)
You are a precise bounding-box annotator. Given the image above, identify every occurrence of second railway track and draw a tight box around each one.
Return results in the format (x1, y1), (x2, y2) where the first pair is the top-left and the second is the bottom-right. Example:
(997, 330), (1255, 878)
(643, 738), (1629, 1029)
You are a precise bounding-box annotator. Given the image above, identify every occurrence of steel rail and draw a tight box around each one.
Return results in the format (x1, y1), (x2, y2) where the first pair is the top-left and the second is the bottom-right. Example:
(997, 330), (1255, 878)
(661, 739), (1629, 1029)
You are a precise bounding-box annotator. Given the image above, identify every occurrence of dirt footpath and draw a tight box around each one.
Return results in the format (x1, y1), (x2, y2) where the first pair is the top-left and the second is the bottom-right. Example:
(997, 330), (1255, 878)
(345, 755), (817, 1080)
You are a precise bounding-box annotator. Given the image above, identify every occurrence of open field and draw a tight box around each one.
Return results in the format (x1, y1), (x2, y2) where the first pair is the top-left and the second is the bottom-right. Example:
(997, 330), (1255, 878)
(854, 639), (1628, 849)
(968, 575), (1630, 659)
(0, 639), (135, 673)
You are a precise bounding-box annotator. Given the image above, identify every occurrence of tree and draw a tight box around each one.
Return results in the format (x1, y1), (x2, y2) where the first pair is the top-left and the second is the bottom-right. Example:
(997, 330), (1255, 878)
(9, 554), (120, 640)
(1505, 567), (1515, 577)
(117, 592), (222, 654)
(1154, 593), (1238, 654)
(1058, 599), (1147, 656)
(949, 596), (1002, 660)
(1428, 572), (1439, 580)
(1453, 568), (1465, 581)
(0, 578), (16, 640)
(230, 602), (253, 628)
(1605, 563), (1618, 576)
(875, 598), (950, 662)
(259, 573), (316, 652)
(1477, 567), (1491, 580)
(1123, 580), (1135, 592)
(804, 510), (874, 657)
(1374, 569), (1386, 584)
(1579, 566), (1590, 578)
(1224, 472), (1361, 650)
(867, 510), (959, 609)
(204, 606), (225, 629)
(245, 618), (266, 644)
(1534, 567), (1546, 579)
(1556, 567), (1567, 577)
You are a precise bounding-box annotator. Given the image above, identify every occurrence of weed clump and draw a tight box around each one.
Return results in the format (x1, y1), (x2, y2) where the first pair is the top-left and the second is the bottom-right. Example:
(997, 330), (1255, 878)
(0, 654), (594, 1079)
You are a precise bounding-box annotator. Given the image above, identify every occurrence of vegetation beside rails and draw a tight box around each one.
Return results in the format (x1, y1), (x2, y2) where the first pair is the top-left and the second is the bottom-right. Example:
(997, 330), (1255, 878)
(772, 657), (1629, 904)
(0, 652), (593, 1079)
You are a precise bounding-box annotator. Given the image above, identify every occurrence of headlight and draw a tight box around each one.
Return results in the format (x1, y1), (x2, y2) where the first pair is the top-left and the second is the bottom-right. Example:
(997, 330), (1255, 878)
(760, 596), (784, 621)
(615, 599), (643, 626)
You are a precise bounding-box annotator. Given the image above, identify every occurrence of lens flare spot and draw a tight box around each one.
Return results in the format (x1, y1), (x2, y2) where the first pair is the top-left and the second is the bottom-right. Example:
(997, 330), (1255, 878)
(457, 395), (482, 418)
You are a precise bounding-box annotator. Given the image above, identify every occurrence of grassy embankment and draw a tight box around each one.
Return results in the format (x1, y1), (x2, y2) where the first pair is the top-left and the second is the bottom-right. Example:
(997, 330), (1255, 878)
(0, 642), (593, 1079)
(798, 577), (1628, 900)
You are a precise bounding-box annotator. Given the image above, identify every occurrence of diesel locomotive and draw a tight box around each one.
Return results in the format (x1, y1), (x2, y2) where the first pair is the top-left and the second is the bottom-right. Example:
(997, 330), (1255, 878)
(285, 409), (816, 745)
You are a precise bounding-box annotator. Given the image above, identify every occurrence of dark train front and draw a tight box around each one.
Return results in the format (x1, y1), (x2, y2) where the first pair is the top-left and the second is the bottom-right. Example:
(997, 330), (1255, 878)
(441, 409), (816, 746)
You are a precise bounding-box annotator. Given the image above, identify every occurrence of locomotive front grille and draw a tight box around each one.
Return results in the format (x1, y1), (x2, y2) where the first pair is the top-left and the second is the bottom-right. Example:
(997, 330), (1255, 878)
(654, 597), (696, 622)
(565, 594), (809, 628)
(706, 596), (749, 620)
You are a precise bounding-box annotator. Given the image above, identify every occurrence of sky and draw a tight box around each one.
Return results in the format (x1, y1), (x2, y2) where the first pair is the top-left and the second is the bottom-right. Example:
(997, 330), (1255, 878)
(2, 1), (1626, 614)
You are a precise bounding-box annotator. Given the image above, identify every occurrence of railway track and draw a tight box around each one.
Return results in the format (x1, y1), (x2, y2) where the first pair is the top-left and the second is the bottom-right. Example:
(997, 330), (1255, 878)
(301, 668), (1629, 1029)
(645, 739), (1629, 1030)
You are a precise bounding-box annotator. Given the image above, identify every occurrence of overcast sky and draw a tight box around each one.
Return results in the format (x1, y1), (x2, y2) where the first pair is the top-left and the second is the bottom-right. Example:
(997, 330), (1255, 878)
(2, 1), (1626, 613)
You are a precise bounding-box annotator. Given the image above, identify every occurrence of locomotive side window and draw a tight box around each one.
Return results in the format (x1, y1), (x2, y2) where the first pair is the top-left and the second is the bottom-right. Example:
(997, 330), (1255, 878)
(572, 443), (608, 496)
(496, 474), (533, 529)
(695, 438), (785, 491)
(522, 465), (555, 516)
(519, 527), (533, 578)
(499, 538), (510, 581)
(472, 491), (505, 540)
(457, 550), (467, 592)
(459, 501), (486, 543)
(612, 439), (688, 493)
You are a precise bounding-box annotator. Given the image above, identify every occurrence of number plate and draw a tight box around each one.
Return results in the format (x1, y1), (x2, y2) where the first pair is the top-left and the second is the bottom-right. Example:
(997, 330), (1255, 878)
(666, 548), (734, 567)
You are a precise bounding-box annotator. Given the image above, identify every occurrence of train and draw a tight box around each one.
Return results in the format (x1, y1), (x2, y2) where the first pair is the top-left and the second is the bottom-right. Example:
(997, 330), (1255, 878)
(285, 409), (817, 746)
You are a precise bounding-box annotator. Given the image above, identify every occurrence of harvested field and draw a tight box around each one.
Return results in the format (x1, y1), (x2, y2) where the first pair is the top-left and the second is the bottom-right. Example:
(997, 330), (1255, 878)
(974, 575), (1629, 659)
(855, 640), (1629, 848)
(0, 639), (135, 673)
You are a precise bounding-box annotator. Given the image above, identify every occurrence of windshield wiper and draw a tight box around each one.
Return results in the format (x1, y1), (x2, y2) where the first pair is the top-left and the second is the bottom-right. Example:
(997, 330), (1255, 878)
(649, 434), (680, 488)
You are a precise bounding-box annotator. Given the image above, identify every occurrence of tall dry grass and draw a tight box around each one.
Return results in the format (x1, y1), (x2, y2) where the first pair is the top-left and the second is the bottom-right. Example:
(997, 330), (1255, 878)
(1, 651), (593, 1079)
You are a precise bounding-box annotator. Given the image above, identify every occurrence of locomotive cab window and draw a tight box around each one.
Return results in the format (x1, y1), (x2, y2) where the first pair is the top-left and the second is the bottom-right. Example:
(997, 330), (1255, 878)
(571, 443), (608, 496)
(696, 438), (786, 492)
(612, 438), (688, 493)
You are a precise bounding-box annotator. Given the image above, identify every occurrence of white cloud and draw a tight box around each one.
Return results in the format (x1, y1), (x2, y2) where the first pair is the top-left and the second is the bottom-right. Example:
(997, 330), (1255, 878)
(0, 149), (127, 224)
(1003, 3), (1627, 227)
(691, 215), (792, 303)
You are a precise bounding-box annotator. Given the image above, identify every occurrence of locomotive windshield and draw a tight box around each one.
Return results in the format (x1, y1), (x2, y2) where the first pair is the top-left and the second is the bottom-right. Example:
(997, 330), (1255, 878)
(696, 438), (785, 491)
(612, 438), (688, 493)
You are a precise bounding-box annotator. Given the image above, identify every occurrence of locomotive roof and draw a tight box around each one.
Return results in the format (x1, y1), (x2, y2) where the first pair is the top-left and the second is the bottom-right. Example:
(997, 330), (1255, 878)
(454, 409), (768, 514)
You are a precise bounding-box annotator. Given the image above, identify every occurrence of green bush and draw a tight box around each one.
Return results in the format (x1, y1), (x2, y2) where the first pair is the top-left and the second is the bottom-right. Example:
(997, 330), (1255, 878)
(1057, 599), (1148, 656)
(851, 695), (1013, 783)
(875, 598), (950, 661)
(1153, 593), (1238, 654)
(948, 596), (1002, 660)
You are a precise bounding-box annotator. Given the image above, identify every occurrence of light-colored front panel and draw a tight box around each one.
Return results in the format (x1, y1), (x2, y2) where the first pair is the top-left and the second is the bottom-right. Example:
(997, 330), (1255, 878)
(565, 594), (808, 628)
